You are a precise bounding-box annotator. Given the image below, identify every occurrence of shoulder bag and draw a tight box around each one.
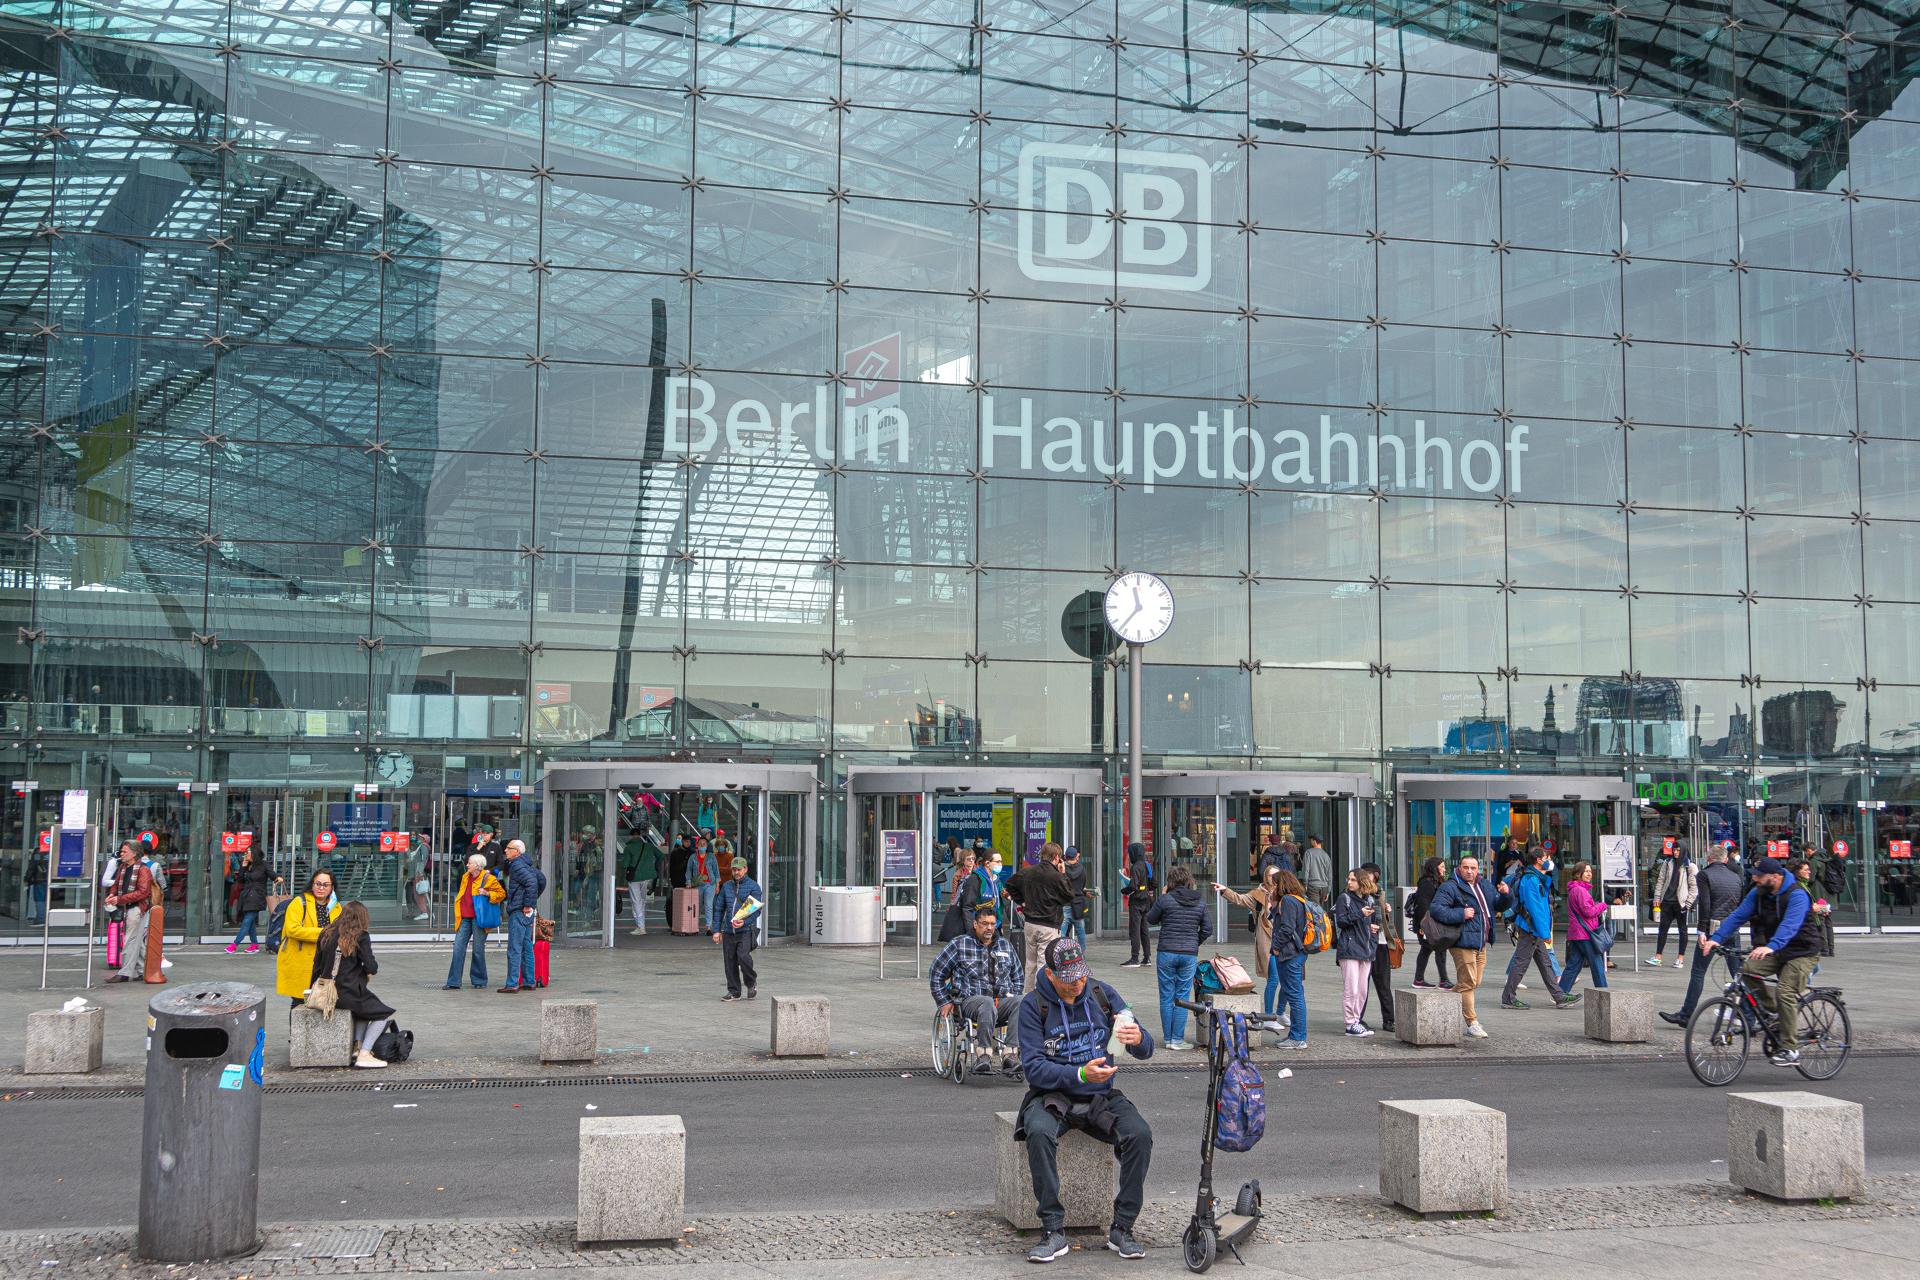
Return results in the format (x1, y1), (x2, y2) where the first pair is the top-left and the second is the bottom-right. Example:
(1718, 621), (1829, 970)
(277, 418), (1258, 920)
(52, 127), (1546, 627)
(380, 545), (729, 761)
(1585, 899), (1617, 952)
(471, 877), (502, 930)
(304, 944), (343, 1016)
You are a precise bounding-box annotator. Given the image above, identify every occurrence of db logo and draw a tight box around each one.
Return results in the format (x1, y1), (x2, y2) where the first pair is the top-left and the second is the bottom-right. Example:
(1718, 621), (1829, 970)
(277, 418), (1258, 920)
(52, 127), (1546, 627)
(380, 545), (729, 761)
(1016, 143), (1212, 292)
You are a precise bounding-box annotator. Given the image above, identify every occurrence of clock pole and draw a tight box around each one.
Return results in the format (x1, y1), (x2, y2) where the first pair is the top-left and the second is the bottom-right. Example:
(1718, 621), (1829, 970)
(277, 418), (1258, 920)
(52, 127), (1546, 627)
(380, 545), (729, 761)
(1127, 639), (1143, 855)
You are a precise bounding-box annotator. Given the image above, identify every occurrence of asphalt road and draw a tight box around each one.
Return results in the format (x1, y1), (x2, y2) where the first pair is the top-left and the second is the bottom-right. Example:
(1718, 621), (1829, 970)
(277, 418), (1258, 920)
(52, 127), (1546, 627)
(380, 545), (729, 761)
(10, 1055), (1919, 1230)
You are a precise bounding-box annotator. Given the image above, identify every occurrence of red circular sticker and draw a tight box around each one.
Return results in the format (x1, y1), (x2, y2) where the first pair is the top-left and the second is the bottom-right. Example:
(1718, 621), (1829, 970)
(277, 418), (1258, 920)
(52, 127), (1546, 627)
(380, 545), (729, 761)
(221, 831), (237, 851)
(138, 829), (157, 847)
(317, 831), (338, 852)
(38, 829), (50, 852)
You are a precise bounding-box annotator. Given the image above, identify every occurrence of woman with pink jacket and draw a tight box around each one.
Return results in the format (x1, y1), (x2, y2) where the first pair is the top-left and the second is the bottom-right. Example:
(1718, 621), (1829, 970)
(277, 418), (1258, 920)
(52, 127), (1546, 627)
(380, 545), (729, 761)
(1557, 861), (1610, 997)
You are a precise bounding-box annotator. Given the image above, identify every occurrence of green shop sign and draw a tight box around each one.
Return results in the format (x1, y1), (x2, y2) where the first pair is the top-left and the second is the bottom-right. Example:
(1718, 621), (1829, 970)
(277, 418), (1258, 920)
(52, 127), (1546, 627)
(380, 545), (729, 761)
(1635, 778), (1769, 805)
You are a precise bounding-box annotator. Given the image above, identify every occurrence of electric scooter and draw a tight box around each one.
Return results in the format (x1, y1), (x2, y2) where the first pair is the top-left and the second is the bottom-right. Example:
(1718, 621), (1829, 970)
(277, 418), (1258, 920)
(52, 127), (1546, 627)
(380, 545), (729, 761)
(1173, 996), (1273, 1272)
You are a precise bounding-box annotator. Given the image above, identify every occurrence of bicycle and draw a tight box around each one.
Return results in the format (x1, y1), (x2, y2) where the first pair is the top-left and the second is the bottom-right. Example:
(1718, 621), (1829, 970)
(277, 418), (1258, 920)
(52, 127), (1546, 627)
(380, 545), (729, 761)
(1684, 945), (1851, 1086)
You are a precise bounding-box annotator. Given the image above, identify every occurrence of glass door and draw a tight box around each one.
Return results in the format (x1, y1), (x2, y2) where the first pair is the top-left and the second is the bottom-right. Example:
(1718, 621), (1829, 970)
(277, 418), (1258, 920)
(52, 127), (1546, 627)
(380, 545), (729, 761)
(1876, 776), (1920, 927)
(557, 791), (606, 944)
(763, 791), (803, 940)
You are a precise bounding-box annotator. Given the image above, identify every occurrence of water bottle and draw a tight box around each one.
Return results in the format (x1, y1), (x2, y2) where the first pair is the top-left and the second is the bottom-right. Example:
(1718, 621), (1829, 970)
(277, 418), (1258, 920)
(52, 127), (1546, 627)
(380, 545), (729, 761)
(1107, 1009), (1137, 1059)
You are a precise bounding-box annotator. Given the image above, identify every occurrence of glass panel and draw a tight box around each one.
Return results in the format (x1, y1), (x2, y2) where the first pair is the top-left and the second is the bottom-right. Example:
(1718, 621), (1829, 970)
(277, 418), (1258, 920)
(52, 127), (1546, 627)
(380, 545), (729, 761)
(559, 790), (607, 943)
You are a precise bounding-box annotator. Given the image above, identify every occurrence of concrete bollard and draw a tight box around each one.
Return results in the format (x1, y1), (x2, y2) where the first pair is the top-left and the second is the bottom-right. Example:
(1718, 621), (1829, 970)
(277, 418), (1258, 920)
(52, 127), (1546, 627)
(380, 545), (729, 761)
(577, 1115), (686, 1242)
(1379, 1099), (1507, 1214)
(287, 1006), (353, 1069)
(1583, 988), (1653, 1043)
(1393, 988), (1463, 1047)
(25, 1006), (105, 1074)
(995, 1110), (1116, 1230)
(541, 999), (598, 1064)
(1727, 1091), (1866, 1201)
(770, 995), (830, 1057)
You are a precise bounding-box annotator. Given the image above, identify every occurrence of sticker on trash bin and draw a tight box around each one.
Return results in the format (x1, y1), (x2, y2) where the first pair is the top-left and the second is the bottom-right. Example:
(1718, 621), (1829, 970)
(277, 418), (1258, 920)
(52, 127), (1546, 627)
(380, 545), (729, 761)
(146, 1015), (156, 1031)
(219, 1064), (245, 1091)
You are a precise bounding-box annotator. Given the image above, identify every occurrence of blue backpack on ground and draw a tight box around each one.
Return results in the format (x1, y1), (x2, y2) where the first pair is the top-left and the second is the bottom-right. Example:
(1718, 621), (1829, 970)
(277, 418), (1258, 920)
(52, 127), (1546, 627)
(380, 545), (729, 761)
(1213, 1013), (1265, 1153)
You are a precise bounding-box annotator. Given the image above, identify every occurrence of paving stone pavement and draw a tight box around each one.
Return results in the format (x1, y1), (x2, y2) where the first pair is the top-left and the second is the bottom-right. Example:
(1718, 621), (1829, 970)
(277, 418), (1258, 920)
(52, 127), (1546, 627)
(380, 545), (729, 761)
(6, 1175), (1919, 1277)
(6, 933), (1916, 1089)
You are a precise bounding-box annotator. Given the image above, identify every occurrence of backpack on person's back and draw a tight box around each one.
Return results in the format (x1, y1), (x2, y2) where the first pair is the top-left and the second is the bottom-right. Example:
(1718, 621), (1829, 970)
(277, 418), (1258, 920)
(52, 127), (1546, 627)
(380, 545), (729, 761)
(1280, 893), (1332, 952)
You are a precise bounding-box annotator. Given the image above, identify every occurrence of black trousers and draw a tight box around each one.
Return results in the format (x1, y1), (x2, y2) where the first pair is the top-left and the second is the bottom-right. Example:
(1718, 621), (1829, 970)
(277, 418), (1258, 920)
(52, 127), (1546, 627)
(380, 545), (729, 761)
(1414, 940), (1451, 985)
(1021, 1091), (1153, 1233)
(722, 931), (758, 996)
(1655, 902), (1689, 955)
(1127, 898), (1153, 962)
(1371, 943), (1396, 1027)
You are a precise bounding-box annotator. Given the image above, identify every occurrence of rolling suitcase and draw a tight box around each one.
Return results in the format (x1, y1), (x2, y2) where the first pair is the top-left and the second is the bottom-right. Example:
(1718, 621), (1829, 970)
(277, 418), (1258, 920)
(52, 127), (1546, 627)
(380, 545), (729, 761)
(533, 938), (550, 988)
(670, 887), (703, 935)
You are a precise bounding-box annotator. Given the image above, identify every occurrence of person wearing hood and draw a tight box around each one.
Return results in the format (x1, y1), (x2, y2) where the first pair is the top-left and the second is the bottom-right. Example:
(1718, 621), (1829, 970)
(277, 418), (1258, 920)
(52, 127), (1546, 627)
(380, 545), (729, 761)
(1122, 841), (1157, 967)
(1499, 846), (1581, 1010)
(1144, 865), (1213, 1049)
(1423, 854), (1514, 1039)
(1012, 937), (1155, 1264)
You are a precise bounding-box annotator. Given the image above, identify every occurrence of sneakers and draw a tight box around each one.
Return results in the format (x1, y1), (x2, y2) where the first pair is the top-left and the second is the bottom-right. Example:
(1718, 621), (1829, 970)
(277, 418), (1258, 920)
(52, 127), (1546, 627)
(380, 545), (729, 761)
(496, 986), (521, 994)
(245, 944), (260, 954)
(972, 1058), (997, 1076)
(746, 987), (758, 1000)
(1107, 1227), (1145, 1260)
(1288, 1038), (1308, 1049)
(225, 944), (238, 954)
(1411, 979), (1433, 989)
(1502, 999), (1531, 1010)
(1658, 1010), (1688, 1027)
(1465, 1020), (1489, 1038)
(1165, 1039), (1192, 1051)
(1770, 1048), (1801, 1067)
(1439, 981), (1455, 990)
(720, 994), (739, 1002)
(1026, 1230), (1070, 1264)
(1120, 960), (1141, 969)
(1344, 1022), (1374, 1037)
(1647, 956), (1663, 967)
(412, 912), (429, 921)
(353, 1049), (388, 1069)
(1553, 994), (1582, 1009)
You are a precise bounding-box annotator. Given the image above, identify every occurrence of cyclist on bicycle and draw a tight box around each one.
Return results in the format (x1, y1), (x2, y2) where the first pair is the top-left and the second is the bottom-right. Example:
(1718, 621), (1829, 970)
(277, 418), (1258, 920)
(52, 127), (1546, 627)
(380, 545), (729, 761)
(929, 900), (1025, 1076)
(1699, 856), (1821, 1067)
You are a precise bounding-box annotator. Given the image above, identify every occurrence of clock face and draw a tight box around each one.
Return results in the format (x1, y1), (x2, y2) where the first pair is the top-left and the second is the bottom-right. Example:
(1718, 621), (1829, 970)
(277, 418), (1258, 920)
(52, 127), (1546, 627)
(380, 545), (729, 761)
(375, 751), (415, 788)
(1104, 572), (1175, 644)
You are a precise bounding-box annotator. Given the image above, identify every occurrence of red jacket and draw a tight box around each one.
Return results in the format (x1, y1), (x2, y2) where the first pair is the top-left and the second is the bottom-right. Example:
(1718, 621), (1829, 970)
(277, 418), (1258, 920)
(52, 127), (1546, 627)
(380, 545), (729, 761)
(105, 862), (155, 912)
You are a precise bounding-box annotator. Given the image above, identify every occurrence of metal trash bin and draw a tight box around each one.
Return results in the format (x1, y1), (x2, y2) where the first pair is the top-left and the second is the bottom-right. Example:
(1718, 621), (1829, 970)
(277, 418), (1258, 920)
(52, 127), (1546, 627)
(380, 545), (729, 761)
(139, 981), (268, 1261)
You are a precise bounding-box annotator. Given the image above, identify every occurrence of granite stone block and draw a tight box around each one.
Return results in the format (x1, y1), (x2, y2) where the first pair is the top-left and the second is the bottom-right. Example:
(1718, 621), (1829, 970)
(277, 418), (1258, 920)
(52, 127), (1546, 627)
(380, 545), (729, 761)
(1379, 1099), (1507, 1214)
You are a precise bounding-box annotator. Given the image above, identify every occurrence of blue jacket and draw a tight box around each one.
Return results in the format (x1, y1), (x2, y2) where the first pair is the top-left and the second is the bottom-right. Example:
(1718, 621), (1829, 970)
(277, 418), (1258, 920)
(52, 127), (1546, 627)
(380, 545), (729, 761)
(1145, 887), (1214, 956)
(712, 875), (765, 934)
(1015, 974), (1155, 1097)
(1713, 880), (1815, 958)
(1506, 867), (1554, 940)
(1267, 894), (1310, 962)
(502, 855), (545, 912)
(1426, 872), (1513, 951)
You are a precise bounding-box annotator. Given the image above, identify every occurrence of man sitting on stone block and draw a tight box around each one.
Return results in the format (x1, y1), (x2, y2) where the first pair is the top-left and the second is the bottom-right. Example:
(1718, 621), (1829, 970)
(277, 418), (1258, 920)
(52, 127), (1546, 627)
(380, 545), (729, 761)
(1012, 936), (1155, 1265)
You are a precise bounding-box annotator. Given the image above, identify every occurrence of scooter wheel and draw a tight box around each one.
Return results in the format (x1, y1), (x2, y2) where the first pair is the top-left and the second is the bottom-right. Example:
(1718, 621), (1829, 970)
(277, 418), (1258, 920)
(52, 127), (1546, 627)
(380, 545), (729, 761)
(1182, 1222), (1217, 1274)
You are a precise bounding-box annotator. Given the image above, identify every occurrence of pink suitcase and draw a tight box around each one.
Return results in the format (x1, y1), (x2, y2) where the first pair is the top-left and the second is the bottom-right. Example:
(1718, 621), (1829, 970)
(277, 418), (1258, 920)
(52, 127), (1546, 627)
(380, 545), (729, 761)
(670, 887), (702, 935)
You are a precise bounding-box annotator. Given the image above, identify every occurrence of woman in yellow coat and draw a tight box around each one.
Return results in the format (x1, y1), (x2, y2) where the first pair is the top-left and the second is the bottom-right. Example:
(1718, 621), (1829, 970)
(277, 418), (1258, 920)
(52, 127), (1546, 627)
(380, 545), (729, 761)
(443, 853), (507, 989)
(276, 868), (340, 1005)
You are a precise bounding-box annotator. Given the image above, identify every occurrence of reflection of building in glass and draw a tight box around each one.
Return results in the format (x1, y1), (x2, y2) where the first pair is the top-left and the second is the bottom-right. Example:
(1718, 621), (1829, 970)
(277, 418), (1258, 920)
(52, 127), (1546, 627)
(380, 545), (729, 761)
(1763, 690), (1848, 757)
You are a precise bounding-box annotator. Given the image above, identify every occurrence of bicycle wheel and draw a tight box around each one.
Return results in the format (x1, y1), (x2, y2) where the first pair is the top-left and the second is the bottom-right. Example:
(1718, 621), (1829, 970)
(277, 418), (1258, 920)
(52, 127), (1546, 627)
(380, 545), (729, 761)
(1686, 997), (1750, 1086)
(1794, 994), (1852, 1081)
(930, 1011), (955, 1077)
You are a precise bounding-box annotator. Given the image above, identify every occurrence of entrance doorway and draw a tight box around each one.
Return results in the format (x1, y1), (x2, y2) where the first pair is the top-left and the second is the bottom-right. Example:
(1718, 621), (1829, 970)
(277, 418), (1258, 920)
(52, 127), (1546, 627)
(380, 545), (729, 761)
(1140, 772), (1376, 945)
(845, 767), (1103, 945)
(1396, 774), (1629, 911)
(539, 762), (816, 948)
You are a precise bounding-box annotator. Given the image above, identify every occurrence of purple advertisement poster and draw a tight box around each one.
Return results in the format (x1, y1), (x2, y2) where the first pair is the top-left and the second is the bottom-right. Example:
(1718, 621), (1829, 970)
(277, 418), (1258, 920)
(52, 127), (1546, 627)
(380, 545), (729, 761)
(1021, 798), (1052, 864)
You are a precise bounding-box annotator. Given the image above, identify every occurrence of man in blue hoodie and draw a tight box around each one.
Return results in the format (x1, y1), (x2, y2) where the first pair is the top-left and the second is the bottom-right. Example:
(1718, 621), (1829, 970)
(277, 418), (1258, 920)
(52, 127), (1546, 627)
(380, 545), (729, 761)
(1013, 937), (1156, 1264)
(1499, 847), (1580, 1011)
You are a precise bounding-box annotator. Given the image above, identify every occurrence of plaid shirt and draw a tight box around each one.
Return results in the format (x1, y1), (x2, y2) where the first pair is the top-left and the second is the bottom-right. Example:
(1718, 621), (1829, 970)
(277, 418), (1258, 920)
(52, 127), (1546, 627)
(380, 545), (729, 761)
(928, 931), (1023, 1005)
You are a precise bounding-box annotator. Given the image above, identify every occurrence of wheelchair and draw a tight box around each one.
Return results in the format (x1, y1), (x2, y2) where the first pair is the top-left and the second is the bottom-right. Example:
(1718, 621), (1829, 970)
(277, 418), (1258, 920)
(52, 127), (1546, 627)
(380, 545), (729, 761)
(930, 998), (1013, 1085)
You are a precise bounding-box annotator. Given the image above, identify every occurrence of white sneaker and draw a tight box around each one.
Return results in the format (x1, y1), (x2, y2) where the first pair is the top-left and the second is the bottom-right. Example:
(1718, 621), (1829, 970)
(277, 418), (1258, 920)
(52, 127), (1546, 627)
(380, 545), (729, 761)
(353, 1049), (388, 1069)
(1465, 1020), (1489, 1039)
(412, 913), (429, 921)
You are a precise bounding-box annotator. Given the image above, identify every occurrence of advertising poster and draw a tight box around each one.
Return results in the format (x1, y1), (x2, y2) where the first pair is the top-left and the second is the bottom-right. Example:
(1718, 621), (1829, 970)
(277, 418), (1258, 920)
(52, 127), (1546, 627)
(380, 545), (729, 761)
(1021, 798), (1052, 862)
(881, 829), (918, 881)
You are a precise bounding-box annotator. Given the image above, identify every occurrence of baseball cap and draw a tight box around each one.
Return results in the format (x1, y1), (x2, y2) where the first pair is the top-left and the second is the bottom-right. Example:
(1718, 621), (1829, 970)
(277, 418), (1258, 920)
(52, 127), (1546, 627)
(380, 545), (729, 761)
(1045, 936), (1091, 984)
(476, 823), (493, 834)
(731, 856), (749, 871)
(1754, 856), (1787, 876)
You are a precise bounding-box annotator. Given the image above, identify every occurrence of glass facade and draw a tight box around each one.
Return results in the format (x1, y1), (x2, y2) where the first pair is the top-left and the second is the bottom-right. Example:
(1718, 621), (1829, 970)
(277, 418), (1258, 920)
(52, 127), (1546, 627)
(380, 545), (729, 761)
(7, 0), (1920, 939)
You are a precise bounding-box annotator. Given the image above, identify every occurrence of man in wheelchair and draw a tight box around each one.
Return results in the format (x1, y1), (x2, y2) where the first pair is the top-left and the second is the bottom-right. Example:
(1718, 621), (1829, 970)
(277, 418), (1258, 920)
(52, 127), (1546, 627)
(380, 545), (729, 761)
(929, 900), (1024, 1076)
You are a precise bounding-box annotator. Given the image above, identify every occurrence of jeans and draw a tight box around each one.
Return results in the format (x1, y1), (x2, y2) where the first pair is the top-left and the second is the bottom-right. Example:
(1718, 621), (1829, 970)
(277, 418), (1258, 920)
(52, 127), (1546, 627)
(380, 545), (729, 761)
(1271, 954), (1307, 1041)
(1063, 917), (1086, 947)
(697, 882), (716, 931)
(1263, 955), (1282, 1016)
(1558, 937), (1608, 995)
(230, 910), (260, 947)
(505, 909), (533, 988)
(1655, 903), (1689, 956)
(1156, 952), (1198, 1043)
(446, 917), (489, 987)
(1414, 940), (1451, 985)
(1021, 1091), (1153, 1233)
(1506, 933), (1564, 984)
